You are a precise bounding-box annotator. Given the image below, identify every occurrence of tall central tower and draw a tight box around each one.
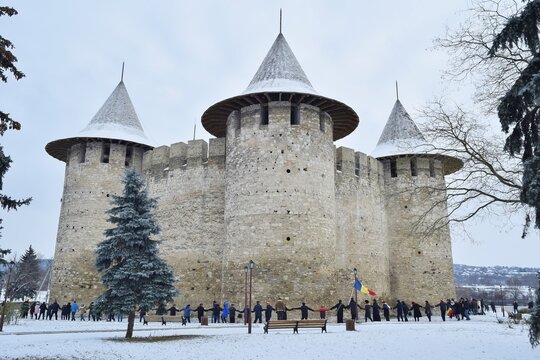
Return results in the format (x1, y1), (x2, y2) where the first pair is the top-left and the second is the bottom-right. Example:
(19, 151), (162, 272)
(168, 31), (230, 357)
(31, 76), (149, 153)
(202, 32), (359, 304)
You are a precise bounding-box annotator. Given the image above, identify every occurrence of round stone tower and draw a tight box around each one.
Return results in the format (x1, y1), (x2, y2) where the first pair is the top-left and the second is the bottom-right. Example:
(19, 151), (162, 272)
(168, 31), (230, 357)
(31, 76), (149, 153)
(202, 32), (359, 304)
(46, 79), (153, 305)
(372, 99), (462, 303)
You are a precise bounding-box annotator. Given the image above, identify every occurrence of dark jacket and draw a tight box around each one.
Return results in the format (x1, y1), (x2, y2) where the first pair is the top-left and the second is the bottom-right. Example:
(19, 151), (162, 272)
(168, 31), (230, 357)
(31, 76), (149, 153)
(253, 303), (263, 317)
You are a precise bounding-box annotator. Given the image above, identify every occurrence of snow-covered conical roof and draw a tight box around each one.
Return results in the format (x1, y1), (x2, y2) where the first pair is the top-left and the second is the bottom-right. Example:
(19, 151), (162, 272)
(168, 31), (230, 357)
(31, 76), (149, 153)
(371, 100), (462, 175)
(243, 33), (317, 95)
(46, 80), (153, 162)
(202, 32), (358, 141)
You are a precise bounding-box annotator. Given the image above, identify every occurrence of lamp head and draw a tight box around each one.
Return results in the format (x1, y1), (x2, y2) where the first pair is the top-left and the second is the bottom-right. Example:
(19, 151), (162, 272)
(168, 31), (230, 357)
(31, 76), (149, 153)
(249, 260), (255, 269)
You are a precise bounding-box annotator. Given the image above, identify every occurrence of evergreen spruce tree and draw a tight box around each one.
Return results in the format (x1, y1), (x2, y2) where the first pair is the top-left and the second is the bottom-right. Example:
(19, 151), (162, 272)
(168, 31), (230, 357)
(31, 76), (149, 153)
(11, 245), (40, 300)
(530, 287), (540, 347)
(0, 6), (31, 270)
(489, 0), (540, 227)
(95, 168), (178, 338)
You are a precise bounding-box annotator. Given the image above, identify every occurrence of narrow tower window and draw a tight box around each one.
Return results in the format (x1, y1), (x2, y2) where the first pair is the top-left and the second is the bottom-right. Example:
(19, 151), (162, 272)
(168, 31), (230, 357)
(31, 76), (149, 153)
(429, 159), (435, 177)
(125, 145), (133, 167)
(319, 113), (325, 132)
(390, 159), (397, 178)
(79, 143), (86, 163)
(101, 143), (110, 164)
(410, 157), (418, 177)
(291, 105), (300, 125)
(355, 156), (360, 176)
(261, 105), (269, 125)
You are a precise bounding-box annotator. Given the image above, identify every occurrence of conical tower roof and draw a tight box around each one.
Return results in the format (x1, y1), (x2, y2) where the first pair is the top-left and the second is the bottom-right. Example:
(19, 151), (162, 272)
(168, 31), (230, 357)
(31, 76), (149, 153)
(202, 32), (358, 141)
(371, 99), (462, 175)
(243, 33), (317, 95)
(46, 80), (153, 162)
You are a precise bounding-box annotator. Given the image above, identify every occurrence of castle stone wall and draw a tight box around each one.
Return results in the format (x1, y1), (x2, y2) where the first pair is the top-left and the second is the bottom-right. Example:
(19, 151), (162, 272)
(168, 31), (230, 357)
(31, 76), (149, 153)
(222, 102), (337, 306)
(142, 138), (226, 306)
(49, 141), (145, 305)
(334, 148), (390, 302)
(383, 156), (456, 303)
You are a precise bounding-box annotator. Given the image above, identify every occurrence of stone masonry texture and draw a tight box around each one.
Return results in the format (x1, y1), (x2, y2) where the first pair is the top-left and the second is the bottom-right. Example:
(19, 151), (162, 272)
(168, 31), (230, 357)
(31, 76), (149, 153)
(49, 102), (456, 310)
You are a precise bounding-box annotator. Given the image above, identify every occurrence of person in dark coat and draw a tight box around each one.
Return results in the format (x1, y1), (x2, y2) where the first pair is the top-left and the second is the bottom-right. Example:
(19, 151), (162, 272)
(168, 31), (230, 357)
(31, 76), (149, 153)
(168, 304), (179, 316)
(20, 301), (30, 319)
(137, 305), (147, 323)
(513, 300), (519, 313)
(264, 302), (274, 322)
(292, 302), (314, 320)
(489, 301), (496, 314)
(49, 300), (61, 320)
(347, 298), (360, 321)
(38, 302), (47, 320)
(401, 301), (409, 322)
(372, 299), (381, 321)
(29, 301), (36, 319)
(435, 300), (447, 321)
(253, 301), (263, 323)
(211, 302), (222, 323)
(393, 300), (404, 321)
(410, 302), (423, 322)
(330, 300), (345, 323)
(360, 300), (372, 322)
(229, 304), (237, 323)
(195, 304), (207, 323)
(424, 301), (433, 322)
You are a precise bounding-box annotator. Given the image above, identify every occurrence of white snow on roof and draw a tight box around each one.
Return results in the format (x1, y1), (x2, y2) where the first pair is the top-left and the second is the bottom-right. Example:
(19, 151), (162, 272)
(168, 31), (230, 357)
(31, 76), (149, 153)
(372, 100), (429, 158)
(243, 33), (318, 95)
(78, 81), (152, 146)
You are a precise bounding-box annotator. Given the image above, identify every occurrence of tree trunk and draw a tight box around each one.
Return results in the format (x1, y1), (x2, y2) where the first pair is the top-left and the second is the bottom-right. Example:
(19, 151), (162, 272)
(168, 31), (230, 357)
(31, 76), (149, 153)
(125, 309), (136, 338)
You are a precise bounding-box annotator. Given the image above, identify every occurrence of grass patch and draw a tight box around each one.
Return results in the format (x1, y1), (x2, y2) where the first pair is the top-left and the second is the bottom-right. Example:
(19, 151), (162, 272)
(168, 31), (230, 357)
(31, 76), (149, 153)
(110, 334), (206, 343)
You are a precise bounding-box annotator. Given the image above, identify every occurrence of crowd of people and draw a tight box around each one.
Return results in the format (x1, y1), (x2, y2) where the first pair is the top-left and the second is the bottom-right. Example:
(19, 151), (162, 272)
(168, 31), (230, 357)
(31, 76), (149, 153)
(18, 296), (530, 324)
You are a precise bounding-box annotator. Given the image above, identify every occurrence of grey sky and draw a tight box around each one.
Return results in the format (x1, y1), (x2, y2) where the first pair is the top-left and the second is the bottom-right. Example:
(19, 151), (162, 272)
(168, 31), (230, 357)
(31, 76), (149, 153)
(1, 1), (538, 266)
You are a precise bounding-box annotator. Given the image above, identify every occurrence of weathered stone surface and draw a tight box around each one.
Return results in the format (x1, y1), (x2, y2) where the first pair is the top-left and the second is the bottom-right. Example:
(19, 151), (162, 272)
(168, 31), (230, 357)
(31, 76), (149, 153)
(49, 103), (456, 309)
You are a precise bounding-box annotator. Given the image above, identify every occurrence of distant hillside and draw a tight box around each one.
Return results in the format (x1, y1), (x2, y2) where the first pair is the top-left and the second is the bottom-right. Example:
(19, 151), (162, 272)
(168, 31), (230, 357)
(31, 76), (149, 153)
(454, 264), (539, 287)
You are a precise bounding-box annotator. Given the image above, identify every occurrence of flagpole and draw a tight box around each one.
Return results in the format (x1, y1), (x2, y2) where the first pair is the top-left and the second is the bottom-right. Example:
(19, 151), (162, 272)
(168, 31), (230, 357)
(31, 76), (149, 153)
(353, 268), (358, 309)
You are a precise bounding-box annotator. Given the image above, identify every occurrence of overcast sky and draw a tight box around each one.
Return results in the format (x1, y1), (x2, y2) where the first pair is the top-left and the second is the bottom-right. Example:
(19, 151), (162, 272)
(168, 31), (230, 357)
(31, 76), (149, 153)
(1, 0), (538, 267)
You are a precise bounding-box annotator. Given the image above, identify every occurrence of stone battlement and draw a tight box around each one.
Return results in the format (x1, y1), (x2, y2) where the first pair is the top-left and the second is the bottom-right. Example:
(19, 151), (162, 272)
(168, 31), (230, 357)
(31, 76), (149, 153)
(335, 147), (384, 184)
(142, 138), (226, 174)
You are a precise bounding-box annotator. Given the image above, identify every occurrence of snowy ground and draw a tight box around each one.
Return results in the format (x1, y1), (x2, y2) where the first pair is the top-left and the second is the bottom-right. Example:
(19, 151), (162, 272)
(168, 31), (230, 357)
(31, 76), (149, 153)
(0, 312), (537, 360)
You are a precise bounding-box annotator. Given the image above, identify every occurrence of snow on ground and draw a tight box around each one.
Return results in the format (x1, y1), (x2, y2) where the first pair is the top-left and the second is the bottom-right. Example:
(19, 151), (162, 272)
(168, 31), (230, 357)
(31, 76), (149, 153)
(0, 312), (537, 360)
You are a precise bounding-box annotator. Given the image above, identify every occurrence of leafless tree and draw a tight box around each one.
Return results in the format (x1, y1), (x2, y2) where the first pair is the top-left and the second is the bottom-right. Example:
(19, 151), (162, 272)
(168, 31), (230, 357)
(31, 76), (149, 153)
(435, 0), (530, 113)
(506, 276), (524, 301)
(405, 99), (531, 237)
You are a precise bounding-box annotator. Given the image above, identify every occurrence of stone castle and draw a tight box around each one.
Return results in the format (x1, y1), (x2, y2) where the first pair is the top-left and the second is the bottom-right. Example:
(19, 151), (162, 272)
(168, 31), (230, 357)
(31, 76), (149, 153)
(46, 30), (462, 308)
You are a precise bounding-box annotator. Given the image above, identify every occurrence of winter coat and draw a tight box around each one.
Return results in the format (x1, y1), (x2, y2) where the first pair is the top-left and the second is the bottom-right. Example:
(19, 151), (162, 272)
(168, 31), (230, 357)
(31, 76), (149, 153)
(253, 303), (263, 317)
(424, 303), (433, 316)
(35, 304), (41, 313)
(71, 303), (79, 313)
(275, 300), (286, 313)
(411, 303), (423, 318)
(168, 306), (179, 316)
(296, 304), (314, 319)
(393, 302), (403, 315)
(222, 302), (230, 318)
(330, 302), (345, 316)
(50, 302), (60, 312)
(196, 305), (206, 317)
(184, 306), (192, 318)
(363, 304), (372, 317)
(265, 305), (274, 320)
(348, 299), (358, 318)
(435, 301), (447, 313)
(212, 304), (222, 317)
(39, 303), (47, 313)
(372, 302), (381, 321)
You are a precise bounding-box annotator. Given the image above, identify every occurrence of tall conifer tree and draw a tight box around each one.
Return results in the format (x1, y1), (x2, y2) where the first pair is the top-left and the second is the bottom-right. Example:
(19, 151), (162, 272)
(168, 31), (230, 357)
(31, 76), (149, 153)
(489, 0), (540, 227)
(95, 169), (178, 338)
(10, 245), (40, 300)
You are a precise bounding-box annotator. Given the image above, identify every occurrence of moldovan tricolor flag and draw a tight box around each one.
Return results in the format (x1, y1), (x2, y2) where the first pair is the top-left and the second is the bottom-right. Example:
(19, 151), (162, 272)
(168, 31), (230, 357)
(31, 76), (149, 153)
(354, 277), (377, 296)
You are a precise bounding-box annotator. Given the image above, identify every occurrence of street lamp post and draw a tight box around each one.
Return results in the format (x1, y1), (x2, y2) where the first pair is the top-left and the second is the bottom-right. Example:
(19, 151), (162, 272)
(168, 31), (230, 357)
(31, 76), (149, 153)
(248, 260), (254, 335)
(0, 261), (15, 332)
(500, 285), (505, 317)
(244, 266), (248, 326)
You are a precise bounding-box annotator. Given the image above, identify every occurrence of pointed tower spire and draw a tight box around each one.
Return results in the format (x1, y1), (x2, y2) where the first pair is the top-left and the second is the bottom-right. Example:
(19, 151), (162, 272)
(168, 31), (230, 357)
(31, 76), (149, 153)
(371, 98), (462, 174)
(202, 29), (359, 141)
(280, 9), (282, 34)
(121, 62), (125, 82)
(46, 79), (153, 162)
